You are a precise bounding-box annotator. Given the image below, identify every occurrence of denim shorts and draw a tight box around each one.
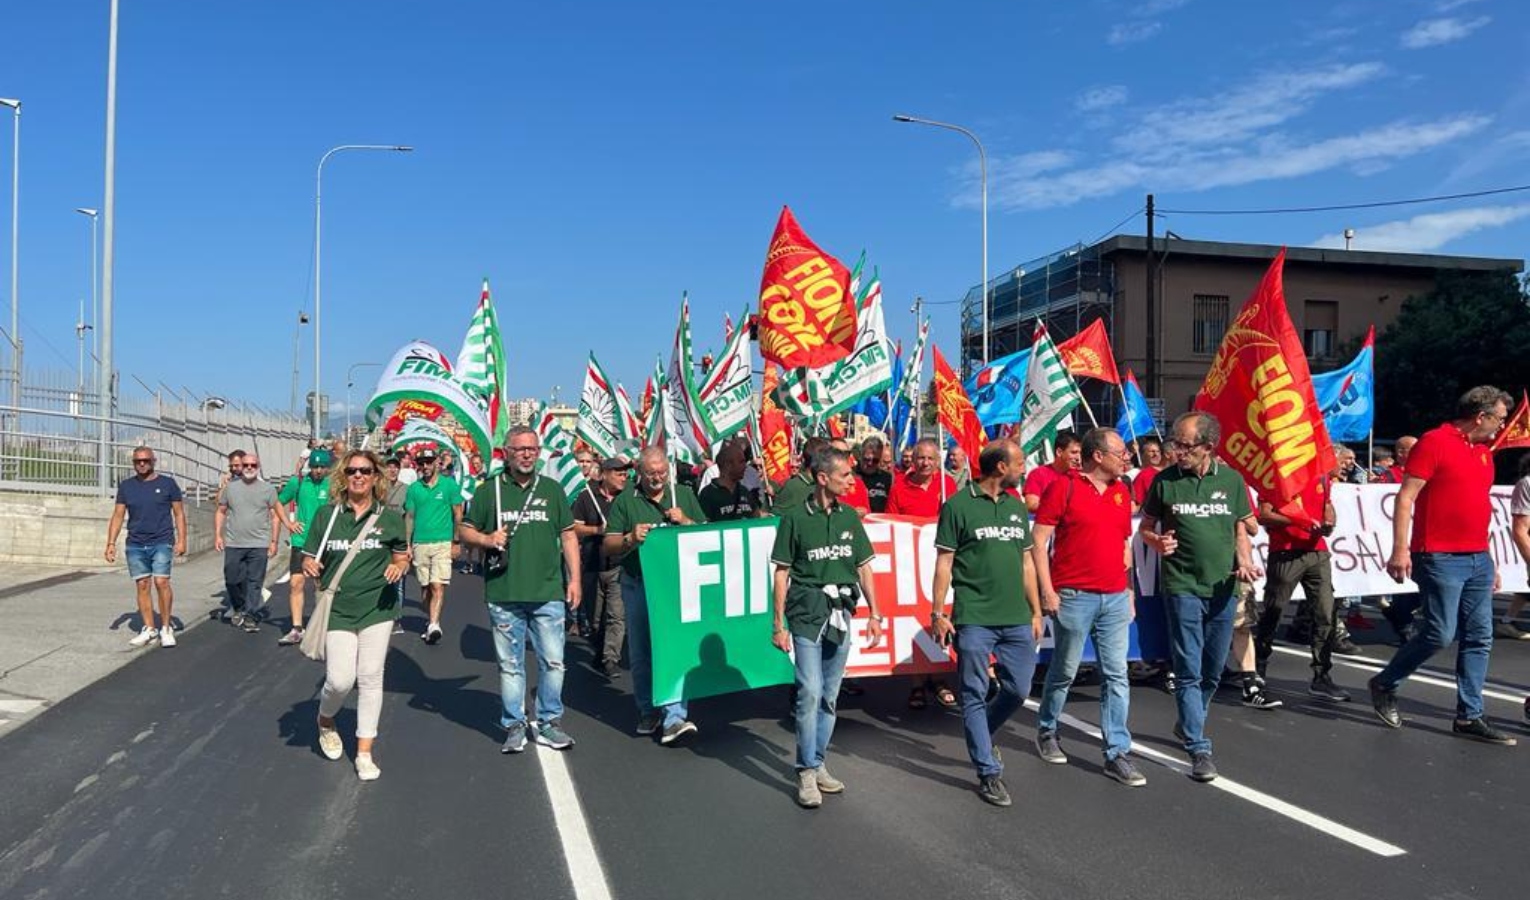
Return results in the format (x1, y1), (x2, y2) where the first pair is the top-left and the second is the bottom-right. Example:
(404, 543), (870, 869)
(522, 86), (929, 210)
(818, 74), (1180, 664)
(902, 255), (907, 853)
(125, 543), (173, 581)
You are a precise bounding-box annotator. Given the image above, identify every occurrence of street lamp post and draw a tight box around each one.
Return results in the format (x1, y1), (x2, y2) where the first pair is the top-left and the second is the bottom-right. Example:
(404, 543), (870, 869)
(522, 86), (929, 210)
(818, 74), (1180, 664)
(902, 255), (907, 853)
(313, 144), (412, 439)
(892, 113), (989, 365)
(290, 310), (308, 415)
(345, 361), (381, 444)
(75, 208), (99, 400)
(1, 98), (20, 416)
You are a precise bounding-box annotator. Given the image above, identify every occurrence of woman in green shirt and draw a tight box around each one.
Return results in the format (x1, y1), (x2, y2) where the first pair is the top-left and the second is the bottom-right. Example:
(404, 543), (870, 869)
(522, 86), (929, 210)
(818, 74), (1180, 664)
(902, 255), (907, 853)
(302, 450), (410, 782)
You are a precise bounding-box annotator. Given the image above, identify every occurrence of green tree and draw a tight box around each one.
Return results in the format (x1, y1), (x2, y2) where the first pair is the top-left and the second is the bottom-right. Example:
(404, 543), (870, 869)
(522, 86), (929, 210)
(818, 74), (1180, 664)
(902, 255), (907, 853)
(1375, 270), (1530, 440)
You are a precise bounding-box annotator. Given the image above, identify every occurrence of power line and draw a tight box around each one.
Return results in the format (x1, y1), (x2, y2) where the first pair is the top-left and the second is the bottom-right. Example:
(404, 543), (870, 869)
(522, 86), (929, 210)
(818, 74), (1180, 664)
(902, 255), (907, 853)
(1158, 183), (1530, 216)
(1087, 206), (1145, 244)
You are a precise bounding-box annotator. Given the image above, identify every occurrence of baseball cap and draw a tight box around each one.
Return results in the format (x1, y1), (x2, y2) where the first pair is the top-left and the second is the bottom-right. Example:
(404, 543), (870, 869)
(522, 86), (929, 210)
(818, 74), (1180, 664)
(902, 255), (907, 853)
(308, 448), (334, 468)
(416, 449), (438, 461)
(600, 457), (631, 471)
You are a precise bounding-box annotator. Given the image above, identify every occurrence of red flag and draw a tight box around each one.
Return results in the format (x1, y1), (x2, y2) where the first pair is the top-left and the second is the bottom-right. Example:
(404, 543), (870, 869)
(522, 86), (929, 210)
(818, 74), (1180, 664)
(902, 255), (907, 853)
(757, 206), (857, 370)
(1056, 318), (1121, 384)
(760, 361), (795, 482)
(383, 398), (444, 433)
(826, 416), (846, 440)
(1193, 248), (1337, 509)
(932, 346), (985, 470)
(1492, 390), (1530, 451)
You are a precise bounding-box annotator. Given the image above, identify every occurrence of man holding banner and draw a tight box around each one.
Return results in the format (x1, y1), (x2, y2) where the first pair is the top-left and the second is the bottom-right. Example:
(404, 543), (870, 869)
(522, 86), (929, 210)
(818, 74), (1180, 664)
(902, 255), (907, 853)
(1369, 386), (1516, 746)
(603, 448), (708, 745)
(769, 445), (884, 809)
(929, 439), (1044, 808)
(1140, 412), (1261, 784)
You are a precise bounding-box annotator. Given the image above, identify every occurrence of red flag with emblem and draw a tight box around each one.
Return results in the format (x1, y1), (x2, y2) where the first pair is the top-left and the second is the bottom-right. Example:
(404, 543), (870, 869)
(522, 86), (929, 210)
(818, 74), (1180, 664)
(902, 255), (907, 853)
(1056, 318), (1121, 384)
(1192, 248), (1336, 509)
(760, 361), (795, 482)
(1492, 390), (1530, 451)
(756, 206), (858, 370)
(932, 346), (985, 469)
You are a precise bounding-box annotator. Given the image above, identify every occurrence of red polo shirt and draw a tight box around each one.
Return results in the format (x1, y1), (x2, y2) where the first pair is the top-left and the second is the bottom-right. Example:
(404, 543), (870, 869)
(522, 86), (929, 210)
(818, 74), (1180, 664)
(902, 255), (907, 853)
(886, 470), (958, 518)
(842, 474), (870, 514)
(1023, 465), (1069, 502)
(1267, 475), (1330, 552)
(1130, 465), (1163, 507)
(1407, 423), (1495, 553)
(1034, 469), (1133, 593)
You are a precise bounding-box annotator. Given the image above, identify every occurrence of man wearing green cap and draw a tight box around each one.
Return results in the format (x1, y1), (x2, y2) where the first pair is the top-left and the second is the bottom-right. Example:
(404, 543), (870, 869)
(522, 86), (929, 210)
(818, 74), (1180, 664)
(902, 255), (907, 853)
(277, 448), (333, 645)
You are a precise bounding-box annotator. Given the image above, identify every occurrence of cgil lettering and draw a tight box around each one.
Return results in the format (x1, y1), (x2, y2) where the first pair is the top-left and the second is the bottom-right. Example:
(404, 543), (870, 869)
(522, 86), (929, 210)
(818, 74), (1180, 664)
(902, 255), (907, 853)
(1245, 355), (1319, 479)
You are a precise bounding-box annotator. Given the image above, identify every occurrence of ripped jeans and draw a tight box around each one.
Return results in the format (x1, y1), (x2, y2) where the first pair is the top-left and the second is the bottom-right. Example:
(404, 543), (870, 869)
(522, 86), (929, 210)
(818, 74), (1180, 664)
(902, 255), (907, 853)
(485, 601), (568, 729)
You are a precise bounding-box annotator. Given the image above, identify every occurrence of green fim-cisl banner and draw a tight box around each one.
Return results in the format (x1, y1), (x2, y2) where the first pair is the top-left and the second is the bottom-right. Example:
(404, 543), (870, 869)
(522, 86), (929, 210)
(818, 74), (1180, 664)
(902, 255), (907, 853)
(639, 519), (794, 705)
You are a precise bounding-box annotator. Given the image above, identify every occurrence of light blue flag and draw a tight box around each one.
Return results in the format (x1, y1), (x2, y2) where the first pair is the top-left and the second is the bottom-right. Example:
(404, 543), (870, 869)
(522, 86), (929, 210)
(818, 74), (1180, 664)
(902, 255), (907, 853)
(964, 348), (1032, 429)
(1310, 331), (1374, 443)
(1115, 370), (1157, 443)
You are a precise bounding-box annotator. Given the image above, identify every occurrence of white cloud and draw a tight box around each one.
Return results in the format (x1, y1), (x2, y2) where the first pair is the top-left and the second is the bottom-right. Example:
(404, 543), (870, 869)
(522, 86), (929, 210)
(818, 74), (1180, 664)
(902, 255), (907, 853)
(1076, 85), (1129, 112)
(1311, 205), (1530, 253)
(1108, 21), (1162, 45)
(1434, 0), (1484, 12)
(1400, 16), (1491, 49)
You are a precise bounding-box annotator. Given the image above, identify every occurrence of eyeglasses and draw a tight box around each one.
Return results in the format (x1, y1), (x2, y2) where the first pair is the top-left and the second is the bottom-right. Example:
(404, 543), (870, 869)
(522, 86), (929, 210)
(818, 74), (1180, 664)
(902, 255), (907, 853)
(509, 446), (541, 455)
(343, 467), (376, 476)
(133, 458), (154, 465)
(240, 463), (260, 470)
(1166, 440), (1205, 451)
(1481, 411), (1506, 423)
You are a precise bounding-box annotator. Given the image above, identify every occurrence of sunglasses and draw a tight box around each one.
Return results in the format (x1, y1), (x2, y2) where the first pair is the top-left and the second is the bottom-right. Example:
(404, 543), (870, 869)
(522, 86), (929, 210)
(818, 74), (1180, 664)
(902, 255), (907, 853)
(344, 467), (376, 476)
(133, 458), (154, 465)
(240, 463), (260, 470)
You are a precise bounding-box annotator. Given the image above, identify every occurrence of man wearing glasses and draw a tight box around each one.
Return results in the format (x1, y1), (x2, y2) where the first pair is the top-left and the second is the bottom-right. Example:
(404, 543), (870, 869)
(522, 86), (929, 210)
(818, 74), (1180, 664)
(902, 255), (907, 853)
(215, 453), (282, 633)
(1370, 386), (1516, 745)
(106, 447), (188, 648)
(1139, 412), (1261, 783)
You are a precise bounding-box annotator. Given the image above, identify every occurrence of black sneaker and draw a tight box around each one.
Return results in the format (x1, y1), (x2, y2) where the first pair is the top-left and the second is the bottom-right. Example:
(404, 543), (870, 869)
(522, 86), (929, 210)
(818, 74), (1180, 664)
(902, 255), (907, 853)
(1333, 639), (1364, 656)
(1189, 752), (1218, 783)
(1241, 687), (1283, 710)
(1368, 676), (1401, 728)
(1308, 673), (1351, 703)
(240, 615), (261, 634)
(1452, 718), (1517, 746)
(660, 720), (698, 745)
(977, 775), (1012, 807)
(1035, 732), (1067, 764)
(1104, 755), (1147, 787)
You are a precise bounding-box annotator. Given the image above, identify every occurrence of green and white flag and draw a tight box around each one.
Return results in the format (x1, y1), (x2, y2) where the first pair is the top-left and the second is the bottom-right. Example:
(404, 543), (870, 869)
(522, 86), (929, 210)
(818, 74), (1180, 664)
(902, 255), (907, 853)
(454, 279), (510, 447)
(774, 264), (893, 419)
(366, 341), (493, 464)
(577, 352), (623, 459)
(697, 309), (754, 448)
(535, 405), (589, 503)
(665, 296), (713, 461)
(389, 418), (459, 455)
(647, 355), (698, 466)
(1019, 325), (1083, 457)
(613, 382), (642, 454)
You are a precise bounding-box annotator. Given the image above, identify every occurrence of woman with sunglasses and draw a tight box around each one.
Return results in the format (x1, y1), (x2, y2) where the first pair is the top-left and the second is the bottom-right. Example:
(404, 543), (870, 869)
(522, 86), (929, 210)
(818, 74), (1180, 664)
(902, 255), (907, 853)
(301, 450), (410, 781)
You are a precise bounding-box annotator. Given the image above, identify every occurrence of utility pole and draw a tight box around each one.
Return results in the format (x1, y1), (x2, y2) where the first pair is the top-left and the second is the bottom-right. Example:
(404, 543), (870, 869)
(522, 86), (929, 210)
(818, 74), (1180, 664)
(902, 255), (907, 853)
(1144, 193), (1157, 400)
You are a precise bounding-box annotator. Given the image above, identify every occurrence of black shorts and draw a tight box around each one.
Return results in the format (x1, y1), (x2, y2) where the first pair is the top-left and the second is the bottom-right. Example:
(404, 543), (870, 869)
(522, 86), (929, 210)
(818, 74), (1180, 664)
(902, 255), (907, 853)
(289, 548), (307, 576)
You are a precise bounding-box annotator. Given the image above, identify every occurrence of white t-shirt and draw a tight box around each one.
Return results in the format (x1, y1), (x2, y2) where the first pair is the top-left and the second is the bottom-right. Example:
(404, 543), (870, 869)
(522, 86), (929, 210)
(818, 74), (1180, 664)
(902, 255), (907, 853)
(1511, 475), (1530, 517)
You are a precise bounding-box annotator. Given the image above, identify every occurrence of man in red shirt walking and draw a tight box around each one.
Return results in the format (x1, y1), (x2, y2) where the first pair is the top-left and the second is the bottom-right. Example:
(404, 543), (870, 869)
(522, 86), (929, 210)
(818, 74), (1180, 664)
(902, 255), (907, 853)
(1022, 430), (1081, 512)
(886, 437), (958, 517)
(1370, 386), (1515, 744)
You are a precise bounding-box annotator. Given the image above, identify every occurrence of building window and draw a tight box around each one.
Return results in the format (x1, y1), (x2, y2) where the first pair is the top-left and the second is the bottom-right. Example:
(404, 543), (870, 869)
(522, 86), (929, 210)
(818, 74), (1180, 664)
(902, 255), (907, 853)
(1304, 299), (1338, 360)
(1191, 294), (1229, 355)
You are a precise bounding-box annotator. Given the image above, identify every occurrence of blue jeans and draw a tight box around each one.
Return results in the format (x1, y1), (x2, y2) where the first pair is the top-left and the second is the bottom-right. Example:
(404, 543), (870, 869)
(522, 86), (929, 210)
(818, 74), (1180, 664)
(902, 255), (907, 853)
(1375, 551), (1495, 720)
(956, 623), (1038, 778)
(621, 572), (688, 728)
(793, 632), (850, 770)
(126, 543), (173, 580)
(485, 601), (567, 728)
(1165, 593), (1235, 755)
(1036, 589), (1134, 761)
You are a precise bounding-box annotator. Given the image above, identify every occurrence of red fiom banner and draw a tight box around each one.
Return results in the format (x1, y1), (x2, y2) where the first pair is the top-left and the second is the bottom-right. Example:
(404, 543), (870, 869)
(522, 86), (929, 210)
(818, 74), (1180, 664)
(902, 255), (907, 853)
(757, 206), (857, 370)
(1056, 318), (1121, 385)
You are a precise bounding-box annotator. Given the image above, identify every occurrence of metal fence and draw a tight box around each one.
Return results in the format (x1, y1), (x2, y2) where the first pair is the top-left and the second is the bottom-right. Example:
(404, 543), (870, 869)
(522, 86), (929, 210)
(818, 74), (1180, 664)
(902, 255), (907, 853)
(0, 366), (311, 503)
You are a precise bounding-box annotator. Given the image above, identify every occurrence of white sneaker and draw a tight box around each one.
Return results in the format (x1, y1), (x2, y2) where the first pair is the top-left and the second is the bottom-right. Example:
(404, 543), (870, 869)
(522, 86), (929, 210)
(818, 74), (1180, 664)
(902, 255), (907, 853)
(355, 753), (381, 781)
(129, 626), (159, 647)
(317, 724), (344, 760)
(159, 625), (177, 648)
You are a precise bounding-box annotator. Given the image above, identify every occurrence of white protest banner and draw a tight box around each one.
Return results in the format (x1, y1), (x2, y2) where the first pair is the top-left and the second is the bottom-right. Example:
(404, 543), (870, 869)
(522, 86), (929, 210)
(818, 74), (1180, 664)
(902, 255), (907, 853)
(365, 341), (494, 462)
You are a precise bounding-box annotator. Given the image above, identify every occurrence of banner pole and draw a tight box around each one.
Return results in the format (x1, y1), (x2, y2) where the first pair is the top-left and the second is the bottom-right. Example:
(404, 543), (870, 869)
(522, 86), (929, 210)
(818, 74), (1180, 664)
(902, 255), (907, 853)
(1078, 392), (1099, 428)
(1367, 428), (1374, 472)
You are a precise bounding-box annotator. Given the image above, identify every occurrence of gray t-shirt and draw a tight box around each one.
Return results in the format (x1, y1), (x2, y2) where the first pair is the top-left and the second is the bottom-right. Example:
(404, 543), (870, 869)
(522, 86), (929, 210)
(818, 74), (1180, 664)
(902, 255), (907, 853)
(1512, 475), (1530, 517)
(221, 478), (278, 548)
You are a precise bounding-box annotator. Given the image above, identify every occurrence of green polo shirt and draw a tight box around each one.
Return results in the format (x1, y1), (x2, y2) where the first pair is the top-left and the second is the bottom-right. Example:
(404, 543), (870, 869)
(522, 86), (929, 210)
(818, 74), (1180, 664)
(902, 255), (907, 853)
(933, 483), (1036, 626)
(404, 475), (462, 543)
(770, 472), (814, 512)
(279, 474), (331, 538)
(466, 473), (574, 604)
(771, 497), (875, 639)
(302, 503), (408, 632)
(605, 484), (708, 577)
(1141, 461), (1253, 601)
(699, 481), (762, 522)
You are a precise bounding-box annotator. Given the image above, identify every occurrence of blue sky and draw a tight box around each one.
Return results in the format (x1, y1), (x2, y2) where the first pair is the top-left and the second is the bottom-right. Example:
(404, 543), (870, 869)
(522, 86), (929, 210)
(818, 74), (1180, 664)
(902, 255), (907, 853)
(3, 0), (1527, 420)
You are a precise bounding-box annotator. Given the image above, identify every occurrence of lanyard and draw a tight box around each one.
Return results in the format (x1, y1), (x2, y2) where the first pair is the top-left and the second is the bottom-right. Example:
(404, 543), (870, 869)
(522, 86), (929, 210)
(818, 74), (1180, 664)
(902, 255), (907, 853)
(493, 475), (542, 548)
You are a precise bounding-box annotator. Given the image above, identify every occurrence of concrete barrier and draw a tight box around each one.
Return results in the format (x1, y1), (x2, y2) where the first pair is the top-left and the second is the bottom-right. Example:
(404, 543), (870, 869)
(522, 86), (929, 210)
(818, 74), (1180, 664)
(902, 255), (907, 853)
(0, 493), (217, 568)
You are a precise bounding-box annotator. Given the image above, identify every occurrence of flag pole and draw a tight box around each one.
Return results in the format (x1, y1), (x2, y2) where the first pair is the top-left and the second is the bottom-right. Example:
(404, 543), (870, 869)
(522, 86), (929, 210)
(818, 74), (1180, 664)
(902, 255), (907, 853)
(1077, 392), (1099, 428)
(937, 419), (948, 502)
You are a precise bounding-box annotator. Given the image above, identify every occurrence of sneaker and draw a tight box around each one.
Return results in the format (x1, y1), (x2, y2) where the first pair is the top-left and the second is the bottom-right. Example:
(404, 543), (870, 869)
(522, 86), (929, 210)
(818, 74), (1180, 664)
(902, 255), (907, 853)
(229, 612), (245, 629)
(796, 769), (823, 808)
(240, 615), (260, 634)
(1333, 639), (1364, 656)
(1452, 718), (1518, 746)
(278, 627), (304, 646)
(534, 720), (575, 750)
(1240, 687), (1282, 710)
(1104, 755), (1147, 787)
(1495, 621), (1530, 640)
(815, 765), (845, 794)
(159, 625), (177, 648)
(1162, 671), (1179, 694)
(1368, 676), (1401, 728)
(317, 724), (344, 760)
(977, 775), (1012, 807)
(660, 720), (698, 745)
(1189, 752), (1218, 783)
(1035, 732), (1068, 765)
(501, 722), (529, 754)
(423, 622), (443, 645)
(635, 713), (663, 736)
(128, 626), (159, 647)
(1308, 673), (1351, 703)
(355, 753), (381, 781)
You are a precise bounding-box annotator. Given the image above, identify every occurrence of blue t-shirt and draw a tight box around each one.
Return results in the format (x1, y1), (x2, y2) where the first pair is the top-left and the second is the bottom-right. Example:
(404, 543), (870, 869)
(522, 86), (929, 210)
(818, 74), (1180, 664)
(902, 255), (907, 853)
(115, 475), (184, 545)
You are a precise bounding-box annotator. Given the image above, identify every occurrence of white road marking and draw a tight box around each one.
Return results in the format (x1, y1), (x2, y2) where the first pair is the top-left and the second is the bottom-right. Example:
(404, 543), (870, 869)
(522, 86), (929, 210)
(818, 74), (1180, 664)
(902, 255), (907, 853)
(1029, 700), (1408, 858)
(1270, 645), (1526, 704)
(537, 747), (614, 900)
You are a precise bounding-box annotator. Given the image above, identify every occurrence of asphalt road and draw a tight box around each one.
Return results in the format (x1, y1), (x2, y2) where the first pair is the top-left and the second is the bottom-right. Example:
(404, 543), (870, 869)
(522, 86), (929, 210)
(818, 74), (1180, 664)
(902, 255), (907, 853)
(3, 577), (1528, 900)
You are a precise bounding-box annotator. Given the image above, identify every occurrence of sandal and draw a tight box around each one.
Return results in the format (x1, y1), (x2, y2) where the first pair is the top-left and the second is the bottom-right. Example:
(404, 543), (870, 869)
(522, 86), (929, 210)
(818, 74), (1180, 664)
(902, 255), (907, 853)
(934, 684), (959, 709)
(907, 687), (928, 709)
